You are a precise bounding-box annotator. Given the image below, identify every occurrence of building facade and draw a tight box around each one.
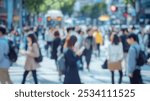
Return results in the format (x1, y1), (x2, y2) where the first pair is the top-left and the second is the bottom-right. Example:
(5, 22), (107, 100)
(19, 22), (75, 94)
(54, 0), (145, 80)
(0, 0), (22, 30)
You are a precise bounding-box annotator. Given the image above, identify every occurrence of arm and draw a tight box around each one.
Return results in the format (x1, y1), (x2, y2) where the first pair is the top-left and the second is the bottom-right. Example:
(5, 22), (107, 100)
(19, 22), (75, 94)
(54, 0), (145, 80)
(26, 43), (39, 58)
(0, 45), (4, 62)
(119, 43), (124, 60)
(128, 48), (136, 75)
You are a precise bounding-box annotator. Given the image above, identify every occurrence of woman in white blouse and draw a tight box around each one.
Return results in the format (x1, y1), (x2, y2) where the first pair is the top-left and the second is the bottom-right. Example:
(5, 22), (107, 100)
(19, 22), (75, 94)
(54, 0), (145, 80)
(108, 34), (124, 84)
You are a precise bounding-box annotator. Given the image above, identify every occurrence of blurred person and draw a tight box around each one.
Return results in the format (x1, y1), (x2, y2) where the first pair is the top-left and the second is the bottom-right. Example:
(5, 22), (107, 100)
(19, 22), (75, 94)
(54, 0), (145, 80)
(75, 30), (85, 70)
(14, 31), (21, 53)
(120, 29), (130, 76)
(107, 34), (123, 84)
(142, 26), (150, 61)
(83, 28), (96, 71)
(45, 27), (55, 57)
(127, 34), (143, 84)
(51, 30), (61, 69)
(93, 28), (103, 57)
(63, 27), (72, 49)
(63, 35), (82, 84)
(20, 34), (40, 84)
(0, 26), (12, 84)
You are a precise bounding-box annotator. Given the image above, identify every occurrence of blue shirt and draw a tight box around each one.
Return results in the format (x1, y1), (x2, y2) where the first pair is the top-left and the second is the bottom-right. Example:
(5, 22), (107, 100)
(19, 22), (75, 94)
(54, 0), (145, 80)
(0, 36), (11, 68)
(128, 42), (141, 74)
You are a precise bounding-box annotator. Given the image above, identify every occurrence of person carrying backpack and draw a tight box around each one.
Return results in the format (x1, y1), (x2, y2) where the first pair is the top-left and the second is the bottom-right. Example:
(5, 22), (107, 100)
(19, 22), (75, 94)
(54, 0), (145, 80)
(0, 26), (12, 84)
(20, 34), (40, 84)
(127, 33), (143, 84)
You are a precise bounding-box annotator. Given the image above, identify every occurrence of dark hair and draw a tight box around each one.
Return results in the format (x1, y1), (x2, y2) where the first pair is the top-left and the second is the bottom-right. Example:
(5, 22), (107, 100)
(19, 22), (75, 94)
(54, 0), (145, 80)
(54, 31), (60, 37)
(27, 34), (38, 45)
(127, 33), (138, 42)
(67, 35), (77, 48)
(0, 26), (6, 35)
(66, 27), (72, 33)
(87, 28), (91, 33)
(112, 34), (120, 45)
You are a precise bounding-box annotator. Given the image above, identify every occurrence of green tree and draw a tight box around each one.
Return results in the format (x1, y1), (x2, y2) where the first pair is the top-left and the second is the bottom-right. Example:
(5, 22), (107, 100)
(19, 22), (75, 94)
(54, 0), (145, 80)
(23, 0), (75, 15)
(23, 0), (45, 14)
(60, 0), (76, 16)
(91, 3), (107, 19)
(80, 2), (107, 19)
(124, 0), (136, 8)
(81, 5), (93, 17)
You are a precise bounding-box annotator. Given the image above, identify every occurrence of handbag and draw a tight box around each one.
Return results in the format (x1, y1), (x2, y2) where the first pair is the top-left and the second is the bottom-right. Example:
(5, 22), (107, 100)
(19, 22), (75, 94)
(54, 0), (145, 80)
(57, 54), (66, 75)
(102, 60), (108, 69)
(34, 44), (43, 63)
(108, 60), (122, 70)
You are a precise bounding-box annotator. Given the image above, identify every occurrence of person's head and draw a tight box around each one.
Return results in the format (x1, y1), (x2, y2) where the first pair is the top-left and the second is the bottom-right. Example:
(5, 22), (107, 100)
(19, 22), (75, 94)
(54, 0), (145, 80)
(122, 28), (128, 35)
(111, 34), (120, 45)
(87, 28), (92, 36)
(127, 33), (138, 45)
(67, 35), (77, 48)
(54, 31), (60, 38)
(0, 26), (6, 36)
(66, 27), (72, 34)
(27, 34), (38, 45)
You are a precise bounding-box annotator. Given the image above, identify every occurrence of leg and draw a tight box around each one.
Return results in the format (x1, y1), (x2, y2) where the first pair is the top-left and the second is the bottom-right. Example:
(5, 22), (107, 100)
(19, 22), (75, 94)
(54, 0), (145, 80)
(0, 69), (12, 84)
(32, 70), (38, 84)
(111, 71), (115, 84)
(138, 70), (143, 84)
(130, 69), (141, 84)
(118, 70), (123, 84)
(86, 50), (92, 71)
(123, 53), (128, 76)
(134, 70), (143, 84)
(97, 44), (100, 57)
(22, 71), (29, 84)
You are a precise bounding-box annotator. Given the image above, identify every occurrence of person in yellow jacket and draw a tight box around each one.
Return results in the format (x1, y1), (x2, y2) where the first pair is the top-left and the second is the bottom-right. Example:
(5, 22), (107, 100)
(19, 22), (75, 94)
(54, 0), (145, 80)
(93, 29), (103, 57)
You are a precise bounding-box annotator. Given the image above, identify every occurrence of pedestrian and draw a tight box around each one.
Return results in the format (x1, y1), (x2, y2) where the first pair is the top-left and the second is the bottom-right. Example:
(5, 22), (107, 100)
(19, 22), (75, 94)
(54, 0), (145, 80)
(20, 34), (40, 84)
(93, 28), (103, 57)
(51, 30), (61, 69)
(0, 26), (12, 84)
(45, 27), (54, 57)
(75, 30), (85, 70)
(108, 34), (123, 84)
(63, 35), (82, 84)
(127, 33), (143, 84)
(120, 29), (130, 76)
(83, 28), (96, 71)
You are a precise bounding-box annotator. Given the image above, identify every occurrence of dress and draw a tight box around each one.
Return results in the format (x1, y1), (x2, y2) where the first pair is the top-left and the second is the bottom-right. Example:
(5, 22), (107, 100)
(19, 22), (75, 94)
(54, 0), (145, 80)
(63, 49), (81, 84)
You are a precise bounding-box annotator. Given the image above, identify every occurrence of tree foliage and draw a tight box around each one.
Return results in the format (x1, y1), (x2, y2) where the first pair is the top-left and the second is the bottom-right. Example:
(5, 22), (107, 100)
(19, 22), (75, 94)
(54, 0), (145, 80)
(23, 0), (75, 15)
(124, 0), (135, 7)
(81, 2), (107, 19)
(23, 0), (45, 14)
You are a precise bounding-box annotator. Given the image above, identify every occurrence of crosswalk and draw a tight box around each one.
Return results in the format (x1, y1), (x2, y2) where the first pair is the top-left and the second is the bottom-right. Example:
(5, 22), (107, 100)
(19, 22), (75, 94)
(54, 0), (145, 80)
(9, 40), (150, 84)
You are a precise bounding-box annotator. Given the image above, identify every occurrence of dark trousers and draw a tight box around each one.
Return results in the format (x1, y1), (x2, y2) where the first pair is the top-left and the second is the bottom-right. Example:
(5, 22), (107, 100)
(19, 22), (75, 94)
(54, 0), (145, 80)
(111, 70), (123, 84)
(97, 44), (100, 57)
(130, 69), (143, 84)
(22, 70), (38, 84)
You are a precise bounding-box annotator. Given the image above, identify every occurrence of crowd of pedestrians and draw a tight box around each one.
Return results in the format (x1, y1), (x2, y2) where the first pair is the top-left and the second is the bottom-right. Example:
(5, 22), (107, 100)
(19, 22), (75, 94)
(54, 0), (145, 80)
(0, 24), (150, 84)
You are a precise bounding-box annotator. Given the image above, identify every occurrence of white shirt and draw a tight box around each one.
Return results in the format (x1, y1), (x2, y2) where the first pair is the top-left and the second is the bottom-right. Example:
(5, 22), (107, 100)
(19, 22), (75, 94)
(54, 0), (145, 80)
(108, 42), (123, 62)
